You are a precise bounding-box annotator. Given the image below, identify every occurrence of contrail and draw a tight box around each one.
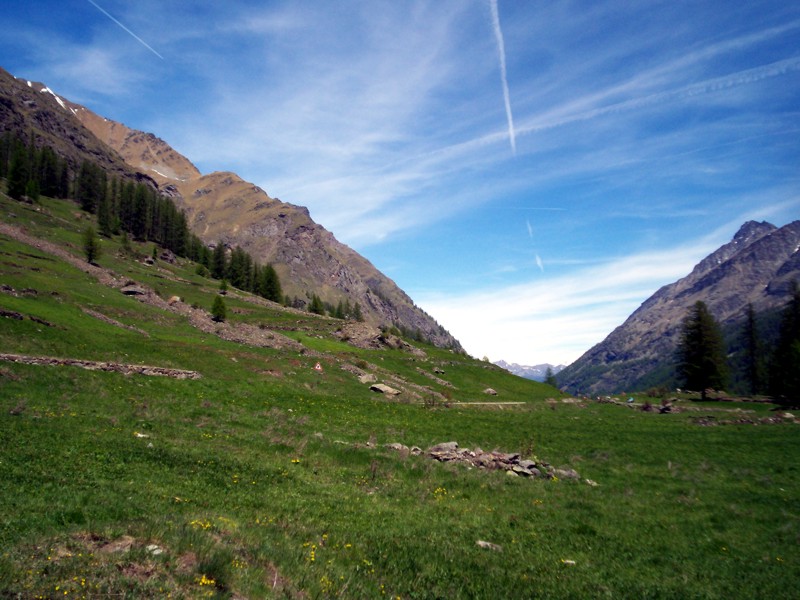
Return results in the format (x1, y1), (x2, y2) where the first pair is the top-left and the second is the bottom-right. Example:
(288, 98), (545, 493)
(86, 0), (164, 60)
(489, 0), (515, 154)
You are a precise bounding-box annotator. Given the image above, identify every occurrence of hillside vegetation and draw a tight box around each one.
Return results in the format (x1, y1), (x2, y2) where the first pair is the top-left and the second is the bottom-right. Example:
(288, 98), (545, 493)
(1, 191), (799, 598)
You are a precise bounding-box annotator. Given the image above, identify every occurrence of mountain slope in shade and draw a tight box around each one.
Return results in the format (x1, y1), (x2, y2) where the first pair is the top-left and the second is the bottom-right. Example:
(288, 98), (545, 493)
(558, 220), (800, 394)
(1, 67), (460, 349)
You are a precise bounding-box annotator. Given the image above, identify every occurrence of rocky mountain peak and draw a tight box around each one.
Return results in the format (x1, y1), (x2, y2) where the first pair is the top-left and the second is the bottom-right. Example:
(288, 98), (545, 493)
(733, 220), (776, 245)
(558, 220), (800, 394)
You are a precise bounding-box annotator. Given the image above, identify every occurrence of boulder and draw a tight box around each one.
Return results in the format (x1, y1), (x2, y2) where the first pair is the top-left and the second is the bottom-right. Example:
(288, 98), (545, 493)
(121, 284), (147, 296)
(476, 540), (503, 552)
(554, 468), (580, 481)
(359, 373), (378, 384)
(370, 383), (401, 396)
(384, 443), (409, 452)
(428, 442), (459, 453)
(483, 388), (498, 395)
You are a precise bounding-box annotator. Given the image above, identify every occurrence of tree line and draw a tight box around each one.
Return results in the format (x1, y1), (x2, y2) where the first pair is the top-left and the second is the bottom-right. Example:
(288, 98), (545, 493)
(1, 132), (70, 201)
(3, 135), (383, 323)
(676, 286), (800, 402)
(1, 133), (289, 304)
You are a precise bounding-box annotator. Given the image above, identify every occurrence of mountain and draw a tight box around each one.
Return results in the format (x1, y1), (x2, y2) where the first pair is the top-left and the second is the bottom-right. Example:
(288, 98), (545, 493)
(558, 220), (800, 394)
(0, 67), (152, 186)
(494, 360), (565, 382)
(0, 66), (460, 350)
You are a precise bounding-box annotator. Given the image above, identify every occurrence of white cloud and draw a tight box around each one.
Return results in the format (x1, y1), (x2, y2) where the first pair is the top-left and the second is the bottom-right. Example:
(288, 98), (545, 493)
(416, 236), (724, 366)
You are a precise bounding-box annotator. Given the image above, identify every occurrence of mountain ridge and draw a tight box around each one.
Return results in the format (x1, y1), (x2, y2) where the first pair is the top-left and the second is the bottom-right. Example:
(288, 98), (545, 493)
(0, 66), (460, 350)
(494, 360), (565, 382)
(558, 220), (800, 394)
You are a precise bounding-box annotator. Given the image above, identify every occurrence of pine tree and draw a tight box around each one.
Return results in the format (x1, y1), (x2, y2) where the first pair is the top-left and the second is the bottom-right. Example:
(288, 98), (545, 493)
(770, 282), (800, 400)
(308, 294), (325, 315)
(211, 243), (227, 280)
(211, 295), (227, 322)
(82, 225), (101, 264)
(259, 264), (282, 302)
(7, 143), (29, 200)
(740, 303), (765, 395)
(676, 301), (728, 400)
(544, 366), (558, 388)
(353, 302), (364, 322)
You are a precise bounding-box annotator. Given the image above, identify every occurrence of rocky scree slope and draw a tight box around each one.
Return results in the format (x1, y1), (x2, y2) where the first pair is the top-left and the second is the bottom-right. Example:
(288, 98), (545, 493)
(558, 220), (800, 394)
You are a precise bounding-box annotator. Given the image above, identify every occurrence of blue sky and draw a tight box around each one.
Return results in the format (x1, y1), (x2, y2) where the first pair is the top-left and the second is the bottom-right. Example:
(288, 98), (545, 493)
(2, 1), (798, 365)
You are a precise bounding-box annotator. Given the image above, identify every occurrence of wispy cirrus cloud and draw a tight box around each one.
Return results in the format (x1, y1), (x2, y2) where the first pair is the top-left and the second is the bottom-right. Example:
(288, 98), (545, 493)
(488, 0), (516, 154)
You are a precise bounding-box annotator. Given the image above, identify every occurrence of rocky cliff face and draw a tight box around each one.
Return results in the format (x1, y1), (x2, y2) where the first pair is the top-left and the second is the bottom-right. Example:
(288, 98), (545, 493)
(558, 220), (800, 394)
(0, 66), (460, 349)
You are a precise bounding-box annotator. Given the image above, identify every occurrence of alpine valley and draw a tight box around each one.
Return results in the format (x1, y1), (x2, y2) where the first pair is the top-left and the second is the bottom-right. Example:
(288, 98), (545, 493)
(2, 63), (800, 600)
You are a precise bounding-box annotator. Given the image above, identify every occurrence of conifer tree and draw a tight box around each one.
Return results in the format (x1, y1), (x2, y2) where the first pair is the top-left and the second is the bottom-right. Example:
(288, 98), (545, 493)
(544, 366), (558, 388)
(352, 302), (364, 322)
(308, 294), (325, 315)
(211, 295), (227, 322)
(676, 301), (728, 400)
(82, 225), (101, 264)
(740, 303), (765, 395)
(7, 144), (29, 200)
(770, 282), (800, 400)
(211, 242), (227, 280)
(259, 264), (282, 302)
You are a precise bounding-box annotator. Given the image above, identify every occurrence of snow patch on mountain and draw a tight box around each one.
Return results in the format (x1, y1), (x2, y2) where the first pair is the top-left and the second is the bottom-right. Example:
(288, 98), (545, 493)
(494, 360), (565, 382)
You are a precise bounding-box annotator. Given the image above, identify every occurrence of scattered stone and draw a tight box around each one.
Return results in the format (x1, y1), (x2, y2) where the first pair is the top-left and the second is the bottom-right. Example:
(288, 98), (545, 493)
(98, 535), (135, 554)
(120, 284), (147, 296)
(167, 295), (182, 305)
(0, 353), (201, 380)
(146, 544), (163, 556)
(585, 479), (599, 487)
(554, 468), (580, 481)
(370, 383), (401, 396)
(395, 442), (579, 481)
(384, 443), (410, 452)
(359, 373), (378, 384)
(483, 388), (498, 396)
(476, 540), (503, 552)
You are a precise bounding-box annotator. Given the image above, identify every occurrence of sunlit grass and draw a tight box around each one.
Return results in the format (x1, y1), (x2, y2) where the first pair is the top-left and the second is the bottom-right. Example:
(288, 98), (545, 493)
(1, 191), (798, 597)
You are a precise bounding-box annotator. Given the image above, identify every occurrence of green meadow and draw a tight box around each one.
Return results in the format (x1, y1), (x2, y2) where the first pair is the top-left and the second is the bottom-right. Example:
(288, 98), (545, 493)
(1, 193), (798, 598)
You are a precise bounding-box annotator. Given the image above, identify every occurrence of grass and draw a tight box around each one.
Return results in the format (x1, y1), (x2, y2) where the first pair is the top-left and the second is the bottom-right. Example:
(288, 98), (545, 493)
(1, 191), (799, 598)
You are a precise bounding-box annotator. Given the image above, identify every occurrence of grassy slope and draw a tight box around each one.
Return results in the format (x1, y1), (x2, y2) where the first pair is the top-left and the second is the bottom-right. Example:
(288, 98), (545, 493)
(1, 193), (798, 599)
